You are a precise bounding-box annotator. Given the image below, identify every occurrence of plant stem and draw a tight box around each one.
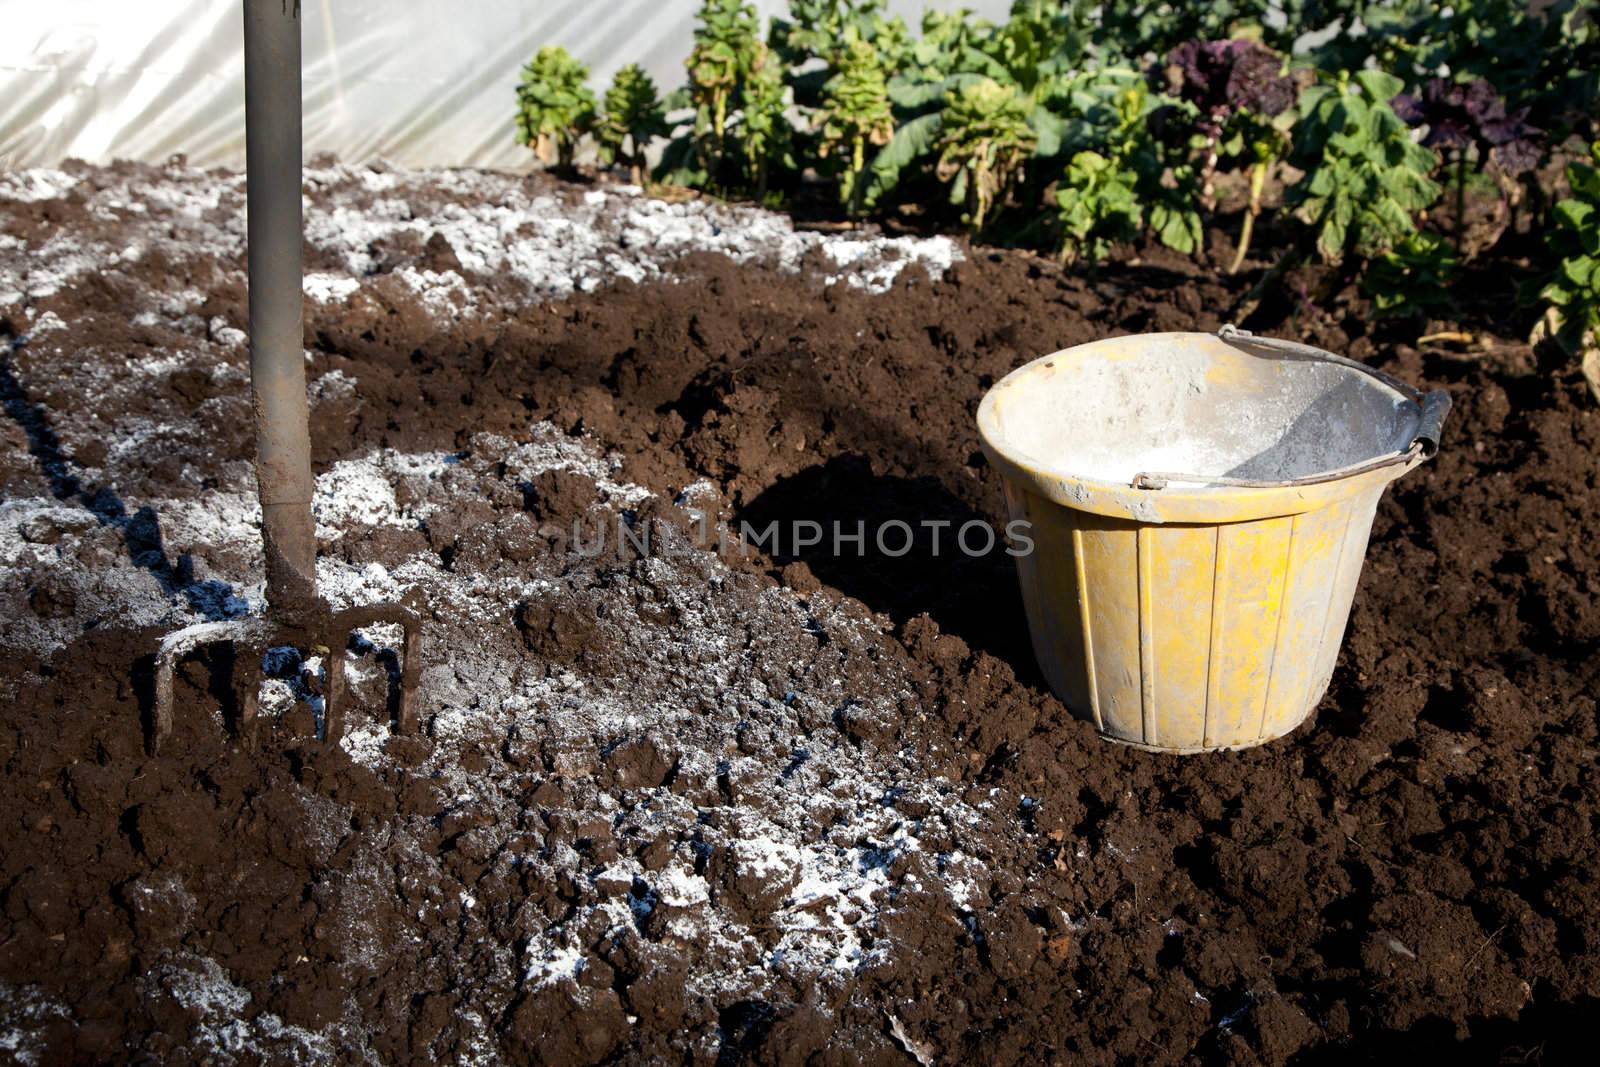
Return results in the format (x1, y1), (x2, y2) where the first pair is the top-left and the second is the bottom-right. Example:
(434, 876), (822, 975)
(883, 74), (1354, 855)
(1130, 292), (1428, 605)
(1455, 149), (1467, 254)
(709, 91), (728, 180)
(971, 161), (987, 234)
(1228, 160), (1268, 275)
(847, 133), (865, 214)
(1228, 207), (1255, 277)
(1417, 331), (1477, 346)
(1199, 133), (1220, 212)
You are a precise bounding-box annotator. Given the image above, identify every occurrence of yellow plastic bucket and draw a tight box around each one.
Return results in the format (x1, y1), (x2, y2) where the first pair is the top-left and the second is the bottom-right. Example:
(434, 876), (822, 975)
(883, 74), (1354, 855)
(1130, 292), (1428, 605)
(977, 328), (1451, 752)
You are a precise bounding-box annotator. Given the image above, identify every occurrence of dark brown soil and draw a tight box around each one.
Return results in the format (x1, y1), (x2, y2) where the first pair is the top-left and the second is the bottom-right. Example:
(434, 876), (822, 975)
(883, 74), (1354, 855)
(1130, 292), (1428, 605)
(2, 162), (1599, 1065)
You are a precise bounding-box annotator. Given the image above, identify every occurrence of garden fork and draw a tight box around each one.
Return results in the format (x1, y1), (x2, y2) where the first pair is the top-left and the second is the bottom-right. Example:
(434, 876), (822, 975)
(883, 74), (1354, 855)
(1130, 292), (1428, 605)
(152, 0), (422, 752)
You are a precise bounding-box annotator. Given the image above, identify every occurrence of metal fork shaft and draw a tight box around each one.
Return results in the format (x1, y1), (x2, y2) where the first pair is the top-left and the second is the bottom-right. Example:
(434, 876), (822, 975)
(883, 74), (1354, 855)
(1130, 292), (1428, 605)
(245, 0), (318, 620)
(145, 3), (426, 757)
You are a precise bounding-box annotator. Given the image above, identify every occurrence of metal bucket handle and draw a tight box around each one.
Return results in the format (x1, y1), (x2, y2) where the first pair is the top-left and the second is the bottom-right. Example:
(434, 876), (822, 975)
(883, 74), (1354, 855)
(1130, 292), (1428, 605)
(1130, 325), (1453, 491)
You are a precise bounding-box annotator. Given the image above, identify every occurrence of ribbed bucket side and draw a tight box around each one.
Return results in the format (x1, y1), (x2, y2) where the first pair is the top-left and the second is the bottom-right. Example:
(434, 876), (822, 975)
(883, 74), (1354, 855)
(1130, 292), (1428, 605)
(1006, 483), (1387, 752)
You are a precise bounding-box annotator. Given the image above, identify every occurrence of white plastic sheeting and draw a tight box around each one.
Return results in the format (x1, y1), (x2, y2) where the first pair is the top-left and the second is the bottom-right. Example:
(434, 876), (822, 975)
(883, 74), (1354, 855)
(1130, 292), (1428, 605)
(0, 0), (1010, 170)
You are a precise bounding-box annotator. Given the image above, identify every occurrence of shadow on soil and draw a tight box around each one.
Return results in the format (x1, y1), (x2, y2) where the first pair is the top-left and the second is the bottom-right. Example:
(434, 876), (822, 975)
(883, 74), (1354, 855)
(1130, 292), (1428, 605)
(737, 453), (1041, 683)
(0, 340), (242, 621)
(1290, 995), (1598, 1066)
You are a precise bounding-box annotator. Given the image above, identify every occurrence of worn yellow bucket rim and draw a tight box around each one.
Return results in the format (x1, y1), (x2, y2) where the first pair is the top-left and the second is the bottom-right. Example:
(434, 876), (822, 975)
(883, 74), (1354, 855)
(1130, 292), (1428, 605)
(977, 327), (1451, 525)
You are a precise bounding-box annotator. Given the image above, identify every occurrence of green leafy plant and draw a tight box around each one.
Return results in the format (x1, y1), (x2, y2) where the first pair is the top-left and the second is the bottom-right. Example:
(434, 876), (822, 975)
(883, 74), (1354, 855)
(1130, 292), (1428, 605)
(1056, 75), (1203, 255)
(1145, 172), (1205, 254)
(857, 11), (981, 210)
(1097, 0), (1280, 60)
(774, 0), (912, 81)
(1055, 149), (1141, 264)
(817, 35), (896, 212)
(687, 0), (760, 177)
(737, 42), (795, 198)
(1540, 142), (1600, 362)
(1055, 82), (1163, 262)
(982, 0), (1094, 99)
(935, 78), (1038, 234)
(901, 6), (980, 84)
(596, 64), (668, 186)
(1363, 231), (1461, 316)
(1286, 69), (1442, 264)
(515, 46), (597, 169)
(775, 0), (872, 62)
(863, 2), (1091, 216)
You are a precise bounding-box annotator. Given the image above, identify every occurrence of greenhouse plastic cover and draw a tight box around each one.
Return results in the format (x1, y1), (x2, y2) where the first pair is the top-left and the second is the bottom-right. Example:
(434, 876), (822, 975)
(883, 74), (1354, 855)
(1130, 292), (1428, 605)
(0, 0), (1009, 171)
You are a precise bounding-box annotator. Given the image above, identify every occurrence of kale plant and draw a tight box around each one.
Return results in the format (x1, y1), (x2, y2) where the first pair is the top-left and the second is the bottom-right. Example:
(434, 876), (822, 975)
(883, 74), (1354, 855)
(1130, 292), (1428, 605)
(596, 64), (668, 186)
(1055, 79), (1201, 261)
(1164, 39), (1297, 145)
(514, 46), (597, 170)
(1394, 78), (1543, 176)
(1055, 150), (1141, 263)
(981, 0), (1095, 98)
(936, 78), (1038, 234)
(686, 0), (759, 175)
(1054, 86), (1146, 266)
(773, 0), (911, 88)
(1286, 70), (1441, 264)
(817, 35), (896, 212)
(775, 0), (885, 63)
(657, 0), (794, 195)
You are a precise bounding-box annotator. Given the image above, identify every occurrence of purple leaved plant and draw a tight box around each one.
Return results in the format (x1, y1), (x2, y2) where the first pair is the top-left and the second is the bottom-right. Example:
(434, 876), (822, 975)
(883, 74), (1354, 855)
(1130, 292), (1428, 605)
(1161, 39), (1297, 273)
(1394, 77), (1544, 256)
(1393, 78), (1542, 175)
(1166, 39), (1295, 138)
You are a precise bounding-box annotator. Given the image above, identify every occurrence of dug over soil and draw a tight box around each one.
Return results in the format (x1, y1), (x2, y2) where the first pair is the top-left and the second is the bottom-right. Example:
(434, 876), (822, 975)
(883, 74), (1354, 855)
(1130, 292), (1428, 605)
(1, 162), (1598, 1065)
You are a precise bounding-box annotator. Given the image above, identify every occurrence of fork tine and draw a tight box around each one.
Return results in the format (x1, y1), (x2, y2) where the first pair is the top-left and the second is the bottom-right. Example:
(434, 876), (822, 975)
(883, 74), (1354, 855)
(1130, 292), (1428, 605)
(234, 641), (262, 749)
(323, 642), (346, 745)
(149, 607), (417, 752)
(398, 612), (423, 734)
(153, 654), (177, 756)
(150, 619), (259, 755)
(329, 603), (424, 736)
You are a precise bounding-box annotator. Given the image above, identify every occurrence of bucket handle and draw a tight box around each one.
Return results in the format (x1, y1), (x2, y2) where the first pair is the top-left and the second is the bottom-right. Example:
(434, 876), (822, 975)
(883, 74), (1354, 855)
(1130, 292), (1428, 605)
(1130, 327), (1454, 491)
